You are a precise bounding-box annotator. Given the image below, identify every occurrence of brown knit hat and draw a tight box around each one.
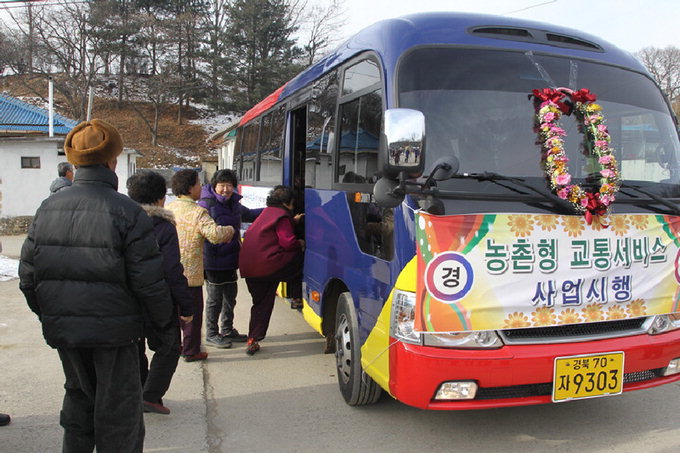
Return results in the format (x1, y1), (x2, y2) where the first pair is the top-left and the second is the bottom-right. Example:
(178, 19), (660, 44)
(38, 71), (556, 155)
(64, 119), (123, 166)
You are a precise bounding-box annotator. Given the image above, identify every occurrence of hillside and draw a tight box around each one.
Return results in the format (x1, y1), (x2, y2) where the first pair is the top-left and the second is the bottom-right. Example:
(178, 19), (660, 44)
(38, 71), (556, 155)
(0, 74), (234, 169)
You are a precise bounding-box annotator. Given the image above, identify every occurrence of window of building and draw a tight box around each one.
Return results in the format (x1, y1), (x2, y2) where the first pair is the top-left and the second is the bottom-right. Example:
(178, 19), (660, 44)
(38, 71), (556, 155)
(21, 156), (40, 169)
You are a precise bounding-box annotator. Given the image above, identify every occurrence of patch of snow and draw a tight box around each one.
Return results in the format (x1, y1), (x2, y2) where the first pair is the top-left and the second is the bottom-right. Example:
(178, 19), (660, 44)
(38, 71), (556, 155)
(0, 255), (19, 281)
(188, 109), (238, 135)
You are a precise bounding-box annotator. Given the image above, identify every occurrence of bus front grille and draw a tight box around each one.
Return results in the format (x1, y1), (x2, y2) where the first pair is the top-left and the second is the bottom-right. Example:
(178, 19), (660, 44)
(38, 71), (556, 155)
(499, 318), (649, 345)
(474, 368), (664, 400)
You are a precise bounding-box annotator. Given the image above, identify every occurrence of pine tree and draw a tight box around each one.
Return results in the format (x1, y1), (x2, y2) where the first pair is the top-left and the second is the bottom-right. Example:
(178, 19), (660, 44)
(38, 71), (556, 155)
(225, 0), (303, 112)
(195, 0), (231, 112)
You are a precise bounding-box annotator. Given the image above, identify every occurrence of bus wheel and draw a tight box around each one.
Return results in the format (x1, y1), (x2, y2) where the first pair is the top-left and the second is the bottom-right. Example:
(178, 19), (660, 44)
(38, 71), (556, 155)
(335, 292), (382, 406)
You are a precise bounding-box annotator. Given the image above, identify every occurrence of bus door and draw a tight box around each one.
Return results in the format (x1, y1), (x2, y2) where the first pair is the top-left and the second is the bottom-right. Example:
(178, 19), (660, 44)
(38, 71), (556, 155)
(289, 105), (307, 227)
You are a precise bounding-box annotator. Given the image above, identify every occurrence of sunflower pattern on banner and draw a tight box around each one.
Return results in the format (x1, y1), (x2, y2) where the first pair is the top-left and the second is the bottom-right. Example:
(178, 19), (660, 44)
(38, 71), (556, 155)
(414, 212), (680, 332)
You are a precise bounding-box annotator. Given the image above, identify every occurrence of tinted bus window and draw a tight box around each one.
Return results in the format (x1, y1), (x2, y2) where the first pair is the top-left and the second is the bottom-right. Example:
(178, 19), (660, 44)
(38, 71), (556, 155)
(398, 47), (680, 185)
(233, 126), (244, 176)
(307, 71), (339, 189)
(343, 59), (380, 95)
(337, 89), (382, 183)
(260, 106), (284, 184)
(241, 121), (259, 182)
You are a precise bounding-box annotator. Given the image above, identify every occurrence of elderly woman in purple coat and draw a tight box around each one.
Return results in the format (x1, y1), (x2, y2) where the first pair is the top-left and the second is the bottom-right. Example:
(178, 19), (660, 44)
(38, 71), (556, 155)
(198, 169), (262, 349)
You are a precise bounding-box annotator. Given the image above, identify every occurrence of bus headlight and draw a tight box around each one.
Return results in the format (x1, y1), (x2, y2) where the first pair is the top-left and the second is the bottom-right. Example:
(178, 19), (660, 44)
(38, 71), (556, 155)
(423, 330), (503, 349)
(390, 290), (421, 344)
(648, 314), (680, 335)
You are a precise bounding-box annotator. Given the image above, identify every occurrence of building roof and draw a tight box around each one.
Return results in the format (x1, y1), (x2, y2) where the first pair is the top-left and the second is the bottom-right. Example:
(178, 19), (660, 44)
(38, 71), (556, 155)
(209, 120), (239, 144)
(0, 92), (78, 136)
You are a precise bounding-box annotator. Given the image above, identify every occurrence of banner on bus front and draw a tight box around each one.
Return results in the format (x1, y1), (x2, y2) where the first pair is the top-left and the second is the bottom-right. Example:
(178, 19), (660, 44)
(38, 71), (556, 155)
(414, 212), (680, 332)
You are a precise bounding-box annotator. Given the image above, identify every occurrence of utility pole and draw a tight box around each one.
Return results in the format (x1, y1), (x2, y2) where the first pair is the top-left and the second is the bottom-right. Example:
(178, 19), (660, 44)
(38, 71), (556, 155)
(27, 2), (33, 73)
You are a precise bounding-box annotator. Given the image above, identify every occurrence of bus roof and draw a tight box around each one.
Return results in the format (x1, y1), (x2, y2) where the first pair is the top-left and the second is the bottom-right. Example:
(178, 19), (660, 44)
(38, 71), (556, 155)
(239, 11), (647, 126)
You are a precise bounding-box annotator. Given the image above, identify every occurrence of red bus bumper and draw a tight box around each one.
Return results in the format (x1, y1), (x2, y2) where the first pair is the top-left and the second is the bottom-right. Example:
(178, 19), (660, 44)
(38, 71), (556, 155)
(388, 330), (680, 410)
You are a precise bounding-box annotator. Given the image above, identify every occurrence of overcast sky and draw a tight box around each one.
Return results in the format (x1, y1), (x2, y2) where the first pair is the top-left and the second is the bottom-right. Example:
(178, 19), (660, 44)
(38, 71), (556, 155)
(338, 0), (677, 53)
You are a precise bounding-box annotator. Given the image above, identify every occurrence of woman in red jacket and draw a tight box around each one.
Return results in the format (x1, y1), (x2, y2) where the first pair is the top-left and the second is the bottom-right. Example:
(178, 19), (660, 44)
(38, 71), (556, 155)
(239, 186), (304, 355)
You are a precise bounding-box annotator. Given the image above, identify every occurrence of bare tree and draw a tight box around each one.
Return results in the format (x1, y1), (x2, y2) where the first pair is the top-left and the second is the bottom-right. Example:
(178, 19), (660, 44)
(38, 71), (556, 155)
(636, 46), (680, 106)
(1, 2), (39, 74)
(296, 0), (347, 66)
(3, 1), (106, 120)
(125, 71), (176, 146)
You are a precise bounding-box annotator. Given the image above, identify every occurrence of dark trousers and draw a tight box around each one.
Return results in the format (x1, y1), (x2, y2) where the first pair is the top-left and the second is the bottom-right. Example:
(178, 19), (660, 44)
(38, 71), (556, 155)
(205, 281), (238, 337)
(180, 286), (204, 356)
(139, 318), (181, 403)
(245, 253), (303, 341)
(58, 344), (144, 453)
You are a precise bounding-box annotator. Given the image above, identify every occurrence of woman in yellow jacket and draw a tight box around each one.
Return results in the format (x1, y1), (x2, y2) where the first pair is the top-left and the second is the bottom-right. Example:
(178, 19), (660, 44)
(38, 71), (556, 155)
(167, 169), (234, 361)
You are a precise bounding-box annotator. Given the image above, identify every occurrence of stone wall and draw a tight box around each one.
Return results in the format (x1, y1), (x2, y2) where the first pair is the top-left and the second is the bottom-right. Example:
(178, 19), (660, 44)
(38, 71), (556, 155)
(0, 216), (33, 235)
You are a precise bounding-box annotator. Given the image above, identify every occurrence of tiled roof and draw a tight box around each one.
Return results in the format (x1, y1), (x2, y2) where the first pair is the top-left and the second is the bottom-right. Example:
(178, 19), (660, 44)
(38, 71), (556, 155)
(0, 92), (78, 135)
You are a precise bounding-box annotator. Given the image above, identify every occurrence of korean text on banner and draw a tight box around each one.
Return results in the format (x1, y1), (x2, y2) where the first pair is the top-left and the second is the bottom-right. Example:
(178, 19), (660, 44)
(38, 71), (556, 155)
(414, 212), (680, 332)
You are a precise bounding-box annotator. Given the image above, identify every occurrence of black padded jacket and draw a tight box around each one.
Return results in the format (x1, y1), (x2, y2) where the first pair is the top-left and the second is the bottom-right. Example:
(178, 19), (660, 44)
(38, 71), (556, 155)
(19, 166), (173, 349)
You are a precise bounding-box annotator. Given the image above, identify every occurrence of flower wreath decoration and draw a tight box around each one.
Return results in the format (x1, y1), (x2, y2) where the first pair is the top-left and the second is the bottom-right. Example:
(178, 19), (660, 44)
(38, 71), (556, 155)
(531, 88), (621, 225)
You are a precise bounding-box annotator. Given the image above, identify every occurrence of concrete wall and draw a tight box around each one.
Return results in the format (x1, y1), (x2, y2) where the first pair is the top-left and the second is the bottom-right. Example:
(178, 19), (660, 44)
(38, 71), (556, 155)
(115, 150), (137, 195)
(218, 138), (235, 169)
(0, 138), (65, 217)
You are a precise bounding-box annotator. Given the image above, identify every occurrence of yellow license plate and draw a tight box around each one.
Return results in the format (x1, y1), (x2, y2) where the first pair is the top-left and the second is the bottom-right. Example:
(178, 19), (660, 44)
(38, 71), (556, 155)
(552, 352), (624, 402)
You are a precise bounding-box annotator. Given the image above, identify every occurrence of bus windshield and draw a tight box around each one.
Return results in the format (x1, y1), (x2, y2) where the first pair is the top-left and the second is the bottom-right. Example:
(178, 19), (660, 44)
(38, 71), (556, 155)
(398, 47), (680, 188)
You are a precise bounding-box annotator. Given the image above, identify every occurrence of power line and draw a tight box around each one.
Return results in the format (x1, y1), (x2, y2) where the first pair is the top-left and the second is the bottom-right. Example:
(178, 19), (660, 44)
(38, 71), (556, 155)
(0, 0), (50, 4)
(0, 0), (89, 9)
(503, 0), (558, 15)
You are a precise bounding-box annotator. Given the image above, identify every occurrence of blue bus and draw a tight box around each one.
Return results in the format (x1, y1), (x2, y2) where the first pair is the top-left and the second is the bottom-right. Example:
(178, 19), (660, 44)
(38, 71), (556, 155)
(231, 12), (680, 409)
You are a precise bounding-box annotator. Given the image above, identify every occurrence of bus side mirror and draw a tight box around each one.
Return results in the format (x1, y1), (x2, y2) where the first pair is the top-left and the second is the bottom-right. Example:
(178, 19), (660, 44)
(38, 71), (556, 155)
(380, 108), (426, 179)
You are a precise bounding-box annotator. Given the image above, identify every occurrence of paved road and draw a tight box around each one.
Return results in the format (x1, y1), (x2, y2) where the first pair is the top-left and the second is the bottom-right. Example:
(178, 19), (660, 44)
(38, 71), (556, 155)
(2, 234), (680, 452)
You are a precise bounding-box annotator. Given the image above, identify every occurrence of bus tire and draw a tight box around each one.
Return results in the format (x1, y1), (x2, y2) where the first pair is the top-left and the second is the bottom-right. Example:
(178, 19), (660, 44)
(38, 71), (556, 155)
(335, 292), (382, 406)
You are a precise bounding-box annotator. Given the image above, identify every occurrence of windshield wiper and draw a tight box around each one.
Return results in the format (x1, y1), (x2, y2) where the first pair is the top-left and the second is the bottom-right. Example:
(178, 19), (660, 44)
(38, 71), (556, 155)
(618, 182), (680, 215)
(451, 172), (575, 214)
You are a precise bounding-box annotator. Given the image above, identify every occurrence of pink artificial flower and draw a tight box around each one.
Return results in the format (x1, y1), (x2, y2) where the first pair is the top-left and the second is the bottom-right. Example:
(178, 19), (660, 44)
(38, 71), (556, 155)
(595, 140), (609, 149)
(581, 197), (589, 207)
(551, 126), (566, 136)
(543, 112), (556, 122)
(597, 124), (608, 133)
(599, 194), (614, 206)
(557, 188), (569, 199)
(555, 173), (571, 185)
(600, 169), (615, 178)
(598, 155), (612, 164)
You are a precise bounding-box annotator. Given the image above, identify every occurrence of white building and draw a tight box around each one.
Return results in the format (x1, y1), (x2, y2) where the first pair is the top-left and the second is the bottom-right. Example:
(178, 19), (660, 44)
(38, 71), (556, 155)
(0, 93), (139, 217)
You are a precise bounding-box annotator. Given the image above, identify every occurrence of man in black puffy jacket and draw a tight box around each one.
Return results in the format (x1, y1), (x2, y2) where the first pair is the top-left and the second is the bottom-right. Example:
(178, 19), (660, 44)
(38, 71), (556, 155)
(19, 119), (174, 453)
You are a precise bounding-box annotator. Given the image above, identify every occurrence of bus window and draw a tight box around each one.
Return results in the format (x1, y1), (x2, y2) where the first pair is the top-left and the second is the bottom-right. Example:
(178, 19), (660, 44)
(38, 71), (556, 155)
(619, 112), (679, 182)
(260, 106), (285, 184)
(307, 70), (339, 189)
(343, 59), (380, 95)
(346, 197), (394, 261)
(233, 126), (244, 177)
(337, 90), (382, 183)
(337, 85), (391, 259)
(240, 121), (259, 182)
